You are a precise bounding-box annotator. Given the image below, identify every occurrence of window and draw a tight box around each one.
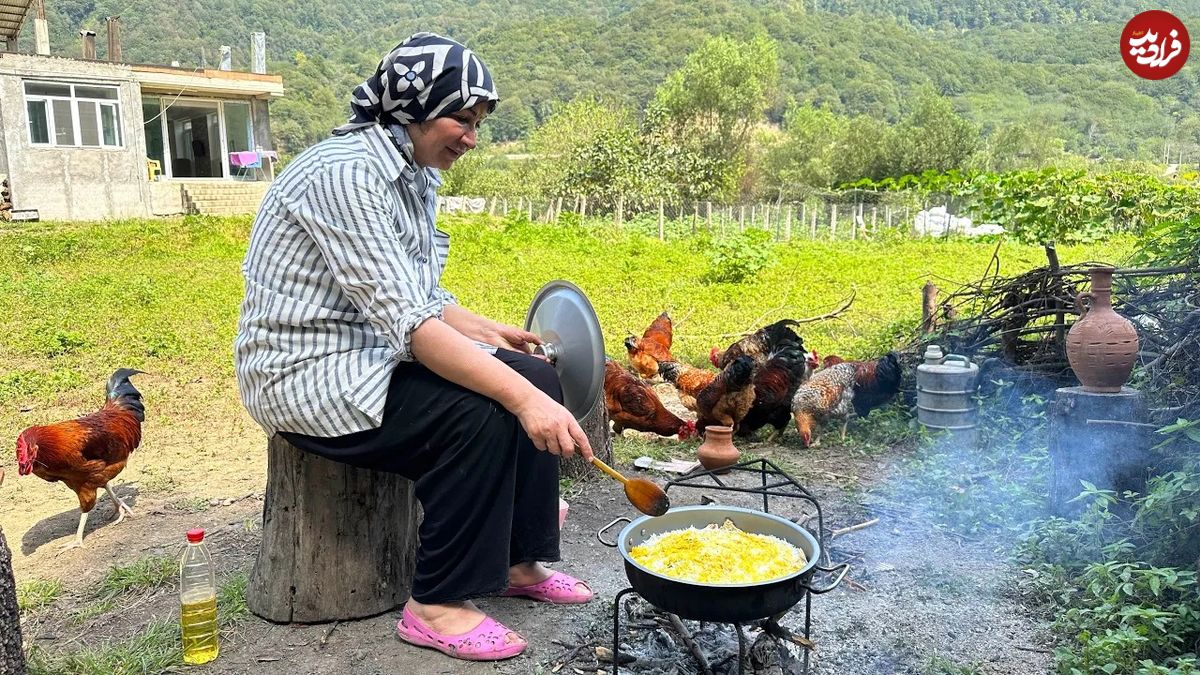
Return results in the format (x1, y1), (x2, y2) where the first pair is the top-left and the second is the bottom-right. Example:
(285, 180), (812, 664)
(24, 81), (123, 148)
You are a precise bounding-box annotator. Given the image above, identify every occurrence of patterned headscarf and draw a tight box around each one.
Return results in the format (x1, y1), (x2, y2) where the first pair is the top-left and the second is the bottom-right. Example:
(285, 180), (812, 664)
(333, 32), (499, 135)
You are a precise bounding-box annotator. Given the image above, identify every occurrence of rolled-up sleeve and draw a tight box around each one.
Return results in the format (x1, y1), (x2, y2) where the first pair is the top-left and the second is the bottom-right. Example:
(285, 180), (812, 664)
(283, 160), (443, 362)
(435, 286), (458, 306)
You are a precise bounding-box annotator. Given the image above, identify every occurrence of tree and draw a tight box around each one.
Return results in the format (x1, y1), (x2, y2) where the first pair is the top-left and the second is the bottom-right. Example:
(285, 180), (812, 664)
(649, 35), (780, 201)
(524, 97), (636, 199)
(760, 103), (846, 194)
(979, 121), (1065, 172)
(889, 89), (979, 176)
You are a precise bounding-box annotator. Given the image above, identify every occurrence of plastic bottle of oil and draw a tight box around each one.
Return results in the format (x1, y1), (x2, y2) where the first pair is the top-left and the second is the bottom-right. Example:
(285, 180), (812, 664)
(179, 528), (219, 665)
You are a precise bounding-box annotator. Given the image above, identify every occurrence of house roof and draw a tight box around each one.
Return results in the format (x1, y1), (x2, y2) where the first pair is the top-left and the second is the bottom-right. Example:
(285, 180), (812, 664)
(132, 63), (284, 98)
(0, 0), (32, 43)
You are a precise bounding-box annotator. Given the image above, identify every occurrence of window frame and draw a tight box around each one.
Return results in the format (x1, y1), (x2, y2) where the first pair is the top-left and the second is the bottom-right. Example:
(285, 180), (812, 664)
(23, 81), (124, 149)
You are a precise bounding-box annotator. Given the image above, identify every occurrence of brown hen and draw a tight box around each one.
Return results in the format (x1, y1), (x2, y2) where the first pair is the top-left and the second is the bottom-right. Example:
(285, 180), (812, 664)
(604, 360), (696, 439)
(790, 363), (857, 448)
(624, 311), (674, 380)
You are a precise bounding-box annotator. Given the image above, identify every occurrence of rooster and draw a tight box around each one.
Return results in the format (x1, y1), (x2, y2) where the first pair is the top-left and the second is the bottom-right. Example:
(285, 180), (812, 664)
(790, 363), (857, 448)
(821, 351), (903, 418)
(624, 312), (674, 380)
(657, 360), (716, 413)
(710, 319), (803, 369)
(660, 356), (756, 433)
(604, 360), (696, 439)
(15, 369), (146, 549)
(737, 341), (813, 443)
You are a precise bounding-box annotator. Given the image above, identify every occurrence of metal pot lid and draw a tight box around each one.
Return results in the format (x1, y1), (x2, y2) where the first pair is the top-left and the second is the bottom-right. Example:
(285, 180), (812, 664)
(524, 280), (605, 422)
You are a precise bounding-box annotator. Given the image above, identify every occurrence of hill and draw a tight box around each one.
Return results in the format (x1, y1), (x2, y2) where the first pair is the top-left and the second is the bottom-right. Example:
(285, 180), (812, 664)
(16, 0), (1200, 158)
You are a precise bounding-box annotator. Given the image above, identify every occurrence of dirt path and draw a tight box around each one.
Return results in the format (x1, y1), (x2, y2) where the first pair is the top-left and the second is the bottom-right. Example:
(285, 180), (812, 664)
(6, 399), (1054, 675)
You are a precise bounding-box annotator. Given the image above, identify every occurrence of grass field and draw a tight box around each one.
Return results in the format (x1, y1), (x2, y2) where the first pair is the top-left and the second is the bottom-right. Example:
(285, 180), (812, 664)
(0, 213), (1132, 411)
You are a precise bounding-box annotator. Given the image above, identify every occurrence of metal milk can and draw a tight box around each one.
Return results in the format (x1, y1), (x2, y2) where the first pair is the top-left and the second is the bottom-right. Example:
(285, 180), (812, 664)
(916, 345), (980, 433)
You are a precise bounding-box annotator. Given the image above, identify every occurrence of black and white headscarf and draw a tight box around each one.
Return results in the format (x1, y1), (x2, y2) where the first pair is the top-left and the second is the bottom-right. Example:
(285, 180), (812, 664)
(333, 32), (499, 135)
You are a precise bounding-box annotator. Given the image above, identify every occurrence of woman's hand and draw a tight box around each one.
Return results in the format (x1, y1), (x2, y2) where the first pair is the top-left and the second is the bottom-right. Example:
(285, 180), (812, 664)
(480, 322), (542, 354)
(508, 391), (593, 460)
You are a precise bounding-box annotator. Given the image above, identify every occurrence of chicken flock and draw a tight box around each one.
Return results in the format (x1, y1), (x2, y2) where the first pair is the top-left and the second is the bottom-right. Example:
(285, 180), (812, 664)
(9, 314), (901, 549)
(609, 312), (903, 447)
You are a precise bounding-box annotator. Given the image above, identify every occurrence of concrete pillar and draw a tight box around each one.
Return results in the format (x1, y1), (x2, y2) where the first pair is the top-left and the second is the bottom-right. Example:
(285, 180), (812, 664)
(80, 30), (97, 59)
(251, 32), (266, 74)
(1049, 386), (1153, 515)
(105, 16), (122, 61)
(33, 0), (49, 55)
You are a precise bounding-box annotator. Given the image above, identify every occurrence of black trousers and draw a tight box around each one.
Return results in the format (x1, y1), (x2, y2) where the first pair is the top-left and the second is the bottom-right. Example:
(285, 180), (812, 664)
(281, 349), (561, 604)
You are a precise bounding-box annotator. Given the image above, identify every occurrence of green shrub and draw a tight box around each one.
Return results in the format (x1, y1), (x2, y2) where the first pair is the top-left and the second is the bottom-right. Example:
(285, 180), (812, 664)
(705, 229), (773, 283)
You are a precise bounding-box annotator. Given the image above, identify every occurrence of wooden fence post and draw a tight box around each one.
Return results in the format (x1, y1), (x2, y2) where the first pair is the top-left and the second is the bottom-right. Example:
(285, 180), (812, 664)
(831, 204), (838, 239)
(739, 205), (746, 232)
(921, 281), (939, 333)
(616, 195), (624, 227)
(784, 205), (792, 241)
(706, 201), (712, 230)
(871, 207), (877, 232)
(658, 198), (665, 240)
(581, 196), (588, 219)
(810, 210), (817, 239)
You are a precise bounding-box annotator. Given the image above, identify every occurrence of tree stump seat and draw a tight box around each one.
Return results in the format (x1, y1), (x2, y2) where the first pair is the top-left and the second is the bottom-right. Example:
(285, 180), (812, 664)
(246, 436), (419, 623)
(245, 398), (610, 623)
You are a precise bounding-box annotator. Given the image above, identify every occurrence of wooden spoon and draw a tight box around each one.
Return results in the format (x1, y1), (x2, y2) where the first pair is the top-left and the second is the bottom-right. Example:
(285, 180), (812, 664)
(590, 457), (670, 517)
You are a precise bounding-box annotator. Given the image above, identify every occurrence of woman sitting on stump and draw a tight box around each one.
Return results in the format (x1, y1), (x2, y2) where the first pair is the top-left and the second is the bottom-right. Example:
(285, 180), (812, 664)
(234, 32), (594, 662)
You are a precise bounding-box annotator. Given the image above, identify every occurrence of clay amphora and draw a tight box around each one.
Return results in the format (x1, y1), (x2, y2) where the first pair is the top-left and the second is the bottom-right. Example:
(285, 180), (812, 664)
(1066, 267), (1139, 393)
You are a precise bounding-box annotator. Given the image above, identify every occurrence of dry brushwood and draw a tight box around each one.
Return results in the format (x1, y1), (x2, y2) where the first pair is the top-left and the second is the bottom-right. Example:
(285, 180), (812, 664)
(908, 246), (1199, 420)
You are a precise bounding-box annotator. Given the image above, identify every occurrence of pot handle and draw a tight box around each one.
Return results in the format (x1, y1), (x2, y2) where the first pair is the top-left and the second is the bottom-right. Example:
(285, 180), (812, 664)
(942, 354), (972, 369)
(804, 563), (851, 595)
(597, 516), (631, 548)
(1076, 291), (1091, 318)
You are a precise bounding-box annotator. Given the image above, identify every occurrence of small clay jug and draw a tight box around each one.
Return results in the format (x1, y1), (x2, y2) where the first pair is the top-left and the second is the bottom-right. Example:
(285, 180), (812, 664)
(1066, 267), (1139, 393)
(697, 425), (740, 473)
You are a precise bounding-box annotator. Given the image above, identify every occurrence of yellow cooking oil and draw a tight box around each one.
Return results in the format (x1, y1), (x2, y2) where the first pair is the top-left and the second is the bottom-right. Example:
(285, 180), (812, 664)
(181, 594), (219, 664)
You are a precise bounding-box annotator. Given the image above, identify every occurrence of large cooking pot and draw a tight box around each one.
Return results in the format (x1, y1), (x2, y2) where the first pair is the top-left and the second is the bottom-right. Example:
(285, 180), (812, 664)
(598, 505), (849, 623)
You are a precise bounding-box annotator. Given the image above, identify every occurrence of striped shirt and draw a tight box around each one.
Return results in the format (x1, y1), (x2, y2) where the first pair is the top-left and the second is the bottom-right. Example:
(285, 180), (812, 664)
(234, 124), (457, 437)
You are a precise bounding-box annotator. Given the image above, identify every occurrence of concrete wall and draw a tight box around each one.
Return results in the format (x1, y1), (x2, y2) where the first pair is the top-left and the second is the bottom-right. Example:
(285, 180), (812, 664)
(0, 53), (152, 220)
(148, 180), (186, 216)
(0, 86), (7, 180)
(0, 53), (279, 221)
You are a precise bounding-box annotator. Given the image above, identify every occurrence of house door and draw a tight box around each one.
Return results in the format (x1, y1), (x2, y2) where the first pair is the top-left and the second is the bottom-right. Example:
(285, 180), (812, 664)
(163, 100), (224, 179)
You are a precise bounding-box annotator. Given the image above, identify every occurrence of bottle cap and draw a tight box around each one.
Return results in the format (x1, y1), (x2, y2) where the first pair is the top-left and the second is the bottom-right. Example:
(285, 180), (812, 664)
(186, 528), (205, 543)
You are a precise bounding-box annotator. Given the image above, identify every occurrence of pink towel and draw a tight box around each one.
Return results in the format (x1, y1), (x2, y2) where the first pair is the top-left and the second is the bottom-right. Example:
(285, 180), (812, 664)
(229, 151), (260, 167)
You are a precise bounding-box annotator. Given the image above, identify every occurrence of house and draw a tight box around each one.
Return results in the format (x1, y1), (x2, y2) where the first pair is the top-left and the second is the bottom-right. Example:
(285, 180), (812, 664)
(0, 6), (283, 221)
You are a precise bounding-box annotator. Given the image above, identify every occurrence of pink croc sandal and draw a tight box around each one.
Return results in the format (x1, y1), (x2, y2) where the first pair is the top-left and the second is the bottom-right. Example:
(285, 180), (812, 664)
(395, 606), (527, 661)
(501, 571), (593, 604)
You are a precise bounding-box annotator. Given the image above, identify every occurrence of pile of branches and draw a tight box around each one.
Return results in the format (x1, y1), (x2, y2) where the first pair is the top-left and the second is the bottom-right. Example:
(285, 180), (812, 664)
(905, 243), (1200, 420)
(1121, 270), (1200, 421)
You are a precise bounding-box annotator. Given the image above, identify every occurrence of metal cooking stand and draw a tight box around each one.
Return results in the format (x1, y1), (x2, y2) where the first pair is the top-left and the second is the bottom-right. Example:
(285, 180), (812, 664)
(608, 457), (835, 675)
